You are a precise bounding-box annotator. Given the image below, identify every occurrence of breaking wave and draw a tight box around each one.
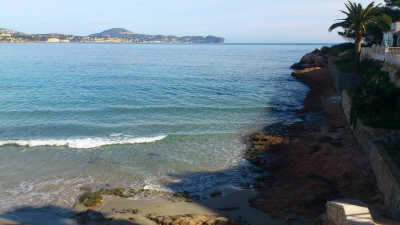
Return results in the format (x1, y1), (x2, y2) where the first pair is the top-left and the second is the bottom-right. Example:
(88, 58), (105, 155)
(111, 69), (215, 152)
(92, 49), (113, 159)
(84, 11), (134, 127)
(0, 135), (167, 149)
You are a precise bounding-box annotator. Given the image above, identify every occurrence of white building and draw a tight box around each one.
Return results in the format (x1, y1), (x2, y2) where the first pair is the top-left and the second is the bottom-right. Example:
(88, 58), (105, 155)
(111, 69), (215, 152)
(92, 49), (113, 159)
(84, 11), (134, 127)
(383, 22), (400, 46)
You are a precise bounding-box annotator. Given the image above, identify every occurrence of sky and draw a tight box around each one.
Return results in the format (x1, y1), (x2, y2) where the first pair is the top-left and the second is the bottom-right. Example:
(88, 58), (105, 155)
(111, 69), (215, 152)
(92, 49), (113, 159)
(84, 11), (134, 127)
(0, 0), (387, 43)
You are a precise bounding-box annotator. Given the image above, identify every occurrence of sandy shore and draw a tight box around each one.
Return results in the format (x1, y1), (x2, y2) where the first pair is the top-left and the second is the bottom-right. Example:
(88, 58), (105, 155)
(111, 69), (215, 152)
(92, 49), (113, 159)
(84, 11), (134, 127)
(0, 189), (280, 225)
(1, 65), (389, 225)
(82, 189), (280, 225)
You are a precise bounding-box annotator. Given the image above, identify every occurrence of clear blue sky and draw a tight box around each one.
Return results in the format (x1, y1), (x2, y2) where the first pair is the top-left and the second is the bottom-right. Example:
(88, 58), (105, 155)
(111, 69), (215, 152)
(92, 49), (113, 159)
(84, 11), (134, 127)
(0, 0), (386, 43)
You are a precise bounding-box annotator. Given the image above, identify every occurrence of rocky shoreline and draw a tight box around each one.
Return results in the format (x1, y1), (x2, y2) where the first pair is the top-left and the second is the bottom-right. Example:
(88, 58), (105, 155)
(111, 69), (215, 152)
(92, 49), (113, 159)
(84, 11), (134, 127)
(1, 50), (385, 225)
(245, 66), (387, 223)
(70, 52), (387, 225)
(290, 48), (329, 70)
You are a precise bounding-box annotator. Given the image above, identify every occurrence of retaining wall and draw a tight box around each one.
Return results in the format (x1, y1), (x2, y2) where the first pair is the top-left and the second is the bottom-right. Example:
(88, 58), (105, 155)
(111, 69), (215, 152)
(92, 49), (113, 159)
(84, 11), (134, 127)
(369, 142), (400, 221)
(341, 90), (400, 221)
(327, 62), (364, 93)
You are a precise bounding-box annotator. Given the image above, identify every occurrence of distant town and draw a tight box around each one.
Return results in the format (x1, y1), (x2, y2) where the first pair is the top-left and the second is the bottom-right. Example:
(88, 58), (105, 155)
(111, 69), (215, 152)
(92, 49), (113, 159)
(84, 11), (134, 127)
(0, 28), (225, 43)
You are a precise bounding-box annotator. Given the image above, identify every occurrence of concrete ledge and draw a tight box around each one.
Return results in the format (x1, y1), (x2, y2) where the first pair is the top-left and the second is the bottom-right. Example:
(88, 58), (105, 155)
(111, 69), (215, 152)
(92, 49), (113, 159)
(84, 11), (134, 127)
(327, 199), (374, 225)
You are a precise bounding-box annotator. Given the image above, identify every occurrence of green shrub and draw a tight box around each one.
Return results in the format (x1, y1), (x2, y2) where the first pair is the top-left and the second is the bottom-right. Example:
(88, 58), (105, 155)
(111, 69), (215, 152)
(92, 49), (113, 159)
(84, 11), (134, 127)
(333, 59), (353, 72)
(320, 42), (355, 57)
(349, 58), (400, 129)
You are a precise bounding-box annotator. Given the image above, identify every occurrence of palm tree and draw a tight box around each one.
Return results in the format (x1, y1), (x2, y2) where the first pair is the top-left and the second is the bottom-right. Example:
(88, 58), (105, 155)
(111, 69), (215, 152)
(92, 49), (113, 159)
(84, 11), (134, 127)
(329, 1), (389, 71)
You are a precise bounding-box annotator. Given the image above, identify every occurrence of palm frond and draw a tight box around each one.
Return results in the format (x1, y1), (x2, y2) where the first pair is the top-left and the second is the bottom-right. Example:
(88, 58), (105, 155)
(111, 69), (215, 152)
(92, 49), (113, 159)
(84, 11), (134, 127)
(329, 1), (386, 35)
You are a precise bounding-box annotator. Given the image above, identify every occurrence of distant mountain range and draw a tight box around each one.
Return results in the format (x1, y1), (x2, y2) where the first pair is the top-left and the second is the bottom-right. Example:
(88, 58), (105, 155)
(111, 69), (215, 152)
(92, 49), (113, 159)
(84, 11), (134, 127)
(0, 28), (225, 43)
(90, 28), (225, 43)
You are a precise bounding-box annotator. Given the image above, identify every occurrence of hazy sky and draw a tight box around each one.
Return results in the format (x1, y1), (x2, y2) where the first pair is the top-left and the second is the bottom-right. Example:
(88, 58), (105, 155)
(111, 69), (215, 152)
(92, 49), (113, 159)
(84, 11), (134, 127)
(0, 0), (387, 43)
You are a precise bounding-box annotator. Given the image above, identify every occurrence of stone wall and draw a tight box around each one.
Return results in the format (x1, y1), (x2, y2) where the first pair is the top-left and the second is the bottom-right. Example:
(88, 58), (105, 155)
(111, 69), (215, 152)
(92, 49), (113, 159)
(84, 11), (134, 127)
(369, 142), (400, 221)
(341, 90), (400, 221)
(328, 62), (364, 93)
(341, 91), (392, 141)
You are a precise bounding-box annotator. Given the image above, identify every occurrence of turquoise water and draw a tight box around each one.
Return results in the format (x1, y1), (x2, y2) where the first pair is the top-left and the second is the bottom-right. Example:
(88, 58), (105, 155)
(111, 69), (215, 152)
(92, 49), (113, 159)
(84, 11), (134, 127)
(0, 43), (316, 213)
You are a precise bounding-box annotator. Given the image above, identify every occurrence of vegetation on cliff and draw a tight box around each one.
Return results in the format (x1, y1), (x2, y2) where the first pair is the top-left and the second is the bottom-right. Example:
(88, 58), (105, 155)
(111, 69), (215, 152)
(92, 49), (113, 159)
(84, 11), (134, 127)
(349, 58), (400, 129)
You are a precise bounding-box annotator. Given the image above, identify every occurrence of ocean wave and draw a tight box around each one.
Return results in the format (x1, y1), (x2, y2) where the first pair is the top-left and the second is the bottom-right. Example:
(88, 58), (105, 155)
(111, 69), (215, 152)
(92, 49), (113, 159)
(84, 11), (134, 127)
(0, 135), (167, 149)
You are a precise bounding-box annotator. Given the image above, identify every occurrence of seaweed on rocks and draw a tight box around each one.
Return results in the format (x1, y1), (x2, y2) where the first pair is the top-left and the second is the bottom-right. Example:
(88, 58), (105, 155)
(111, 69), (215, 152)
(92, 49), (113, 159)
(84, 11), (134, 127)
(78, 188), (127, 207)
(245, 67), (381, 222)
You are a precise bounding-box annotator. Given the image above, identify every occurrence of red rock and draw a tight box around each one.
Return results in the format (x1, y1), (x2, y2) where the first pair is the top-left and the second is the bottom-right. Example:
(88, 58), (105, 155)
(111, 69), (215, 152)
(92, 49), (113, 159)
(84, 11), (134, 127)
(247, 67), (380, 221)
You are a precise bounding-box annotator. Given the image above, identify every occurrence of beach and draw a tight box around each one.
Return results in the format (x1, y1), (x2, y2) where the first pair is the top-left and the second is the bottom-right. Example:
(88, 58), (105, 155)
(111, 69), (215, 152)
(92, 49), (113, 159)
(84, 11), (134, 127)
(0, 48), (385, 225)
(63, 66), (387, 225)
(1, 44), (387, 225)
(66, 66), (382, 225)
(0, 43), (315, 224)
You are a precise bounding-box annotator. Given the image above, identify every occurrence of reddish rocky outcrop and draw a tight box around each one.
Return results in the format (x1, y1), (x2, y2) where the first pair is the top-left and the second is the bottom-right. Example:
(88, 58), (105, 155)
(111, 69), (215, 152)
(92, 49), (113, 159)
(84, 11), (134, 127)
(291, 49), (329, 69)
(246, 67), (381, 223)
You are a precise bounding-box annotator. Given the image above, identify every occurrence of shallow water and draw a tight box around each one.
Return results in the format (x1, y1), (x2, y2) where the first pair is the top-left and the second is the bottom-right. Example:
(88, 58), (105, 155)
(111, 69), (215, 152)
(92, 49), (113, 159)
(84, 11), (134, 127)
(0, 43), (318, 214)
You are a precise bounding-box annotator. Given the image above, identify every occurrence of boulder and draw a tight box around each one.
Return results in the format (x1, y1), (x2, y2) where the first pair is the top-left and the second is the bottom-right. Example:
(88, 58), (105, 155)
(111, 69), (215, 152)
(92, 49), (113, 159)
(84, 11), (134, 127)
(300, 64), (312, 69)
(300, 53), (314, 64)
(290, 63), (301, 69)
(146, 213), (240, 225)
(313, 55), (327, 67)
(293, 52), (328, 69)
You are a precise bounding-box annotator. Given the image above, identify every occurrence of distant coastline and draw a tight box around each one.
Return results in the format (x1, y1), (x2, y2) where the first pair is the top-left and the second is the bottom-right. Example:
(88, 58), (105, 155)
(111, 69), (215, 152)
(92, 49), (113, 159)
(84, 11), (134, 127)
(0, 28), (225, 43)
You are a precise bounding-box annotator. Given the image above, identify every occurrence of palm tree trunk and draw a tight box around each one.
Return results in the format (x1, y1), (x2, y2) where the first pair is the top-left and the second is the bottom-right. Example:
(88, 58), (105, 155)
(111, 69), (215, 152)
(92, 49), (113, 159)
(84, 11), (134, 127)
(354, 31), (363, 72)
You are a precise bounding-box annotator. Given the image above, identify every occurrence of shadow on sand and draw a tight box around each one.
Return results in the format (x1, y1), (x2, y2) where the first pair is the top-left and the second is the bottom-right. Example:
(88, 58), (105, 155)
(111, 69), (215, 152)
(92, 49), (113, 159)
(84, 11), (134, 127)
(0, 162), (287, 225)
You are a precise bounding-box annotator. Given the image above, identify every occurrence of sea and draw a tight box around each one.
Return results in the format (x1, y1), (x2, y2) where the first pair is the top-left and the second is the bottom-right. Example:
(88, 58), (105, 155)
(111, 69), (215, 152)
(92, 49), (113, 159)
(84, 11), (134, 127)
(0, 43), (325, 221)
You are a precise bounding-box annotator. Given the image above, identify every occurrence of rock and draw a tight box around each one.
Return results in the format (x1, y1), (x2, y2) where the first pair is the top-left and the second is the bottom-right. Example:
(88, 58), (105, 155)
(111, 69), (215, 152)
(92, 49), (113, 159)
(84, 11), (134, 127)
(300, 53), (313, 64)
(146, 213), (240, 225)
(290, 63), (301, 69)
(210, 189), (222, 198)
(174, 191), (190, 199)
(314, 56), (327, 67)
(292, 52), (328, 70)
(255, 171), (272, 181)
(369, 194), (384, 204)
(300, 64), (312, 69)
(270, 212), (280, 219)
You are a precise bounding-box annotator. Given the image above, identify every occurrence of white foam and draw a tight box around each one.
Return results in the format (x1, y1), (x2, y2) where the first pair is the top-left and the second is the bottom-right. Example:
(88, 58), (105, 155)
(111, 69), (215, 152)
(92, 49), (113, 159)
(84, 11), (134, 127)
(0, 135), (167, 149)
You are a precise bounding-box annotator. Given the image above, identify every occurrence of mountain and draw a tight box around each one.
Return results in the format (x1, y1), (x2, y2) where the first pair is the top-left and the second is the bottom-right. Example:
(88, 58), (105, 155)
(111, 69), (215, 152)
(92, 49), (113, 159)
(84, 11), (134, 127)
(89, 28), (137, 37)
